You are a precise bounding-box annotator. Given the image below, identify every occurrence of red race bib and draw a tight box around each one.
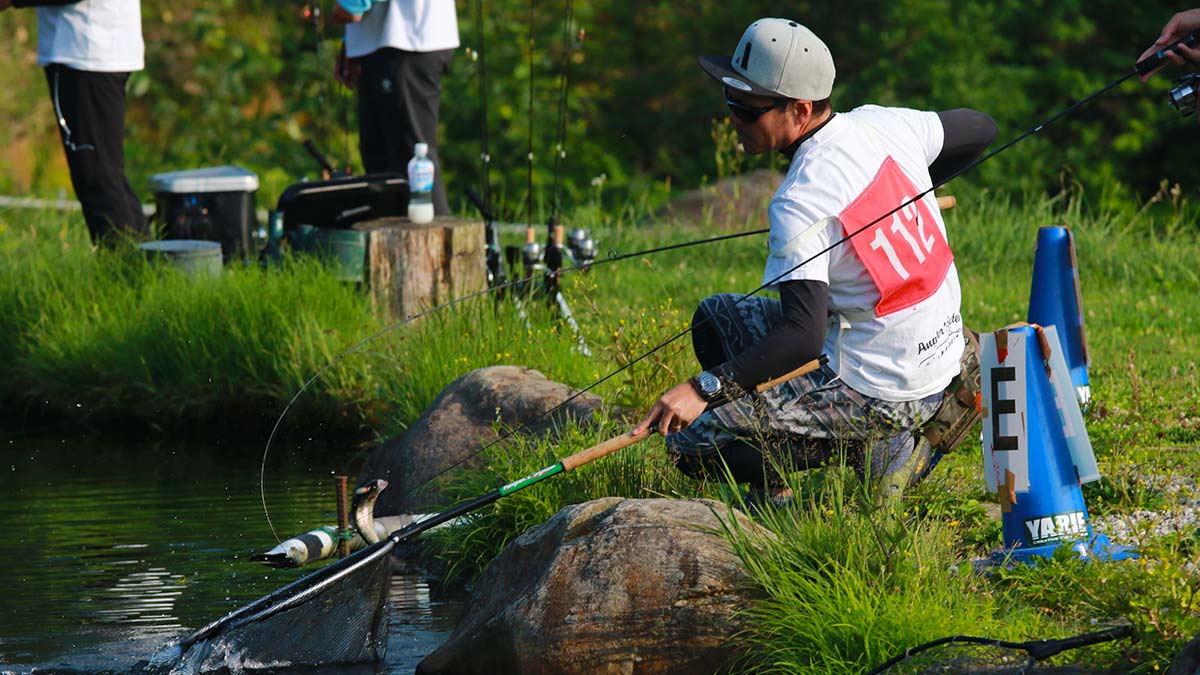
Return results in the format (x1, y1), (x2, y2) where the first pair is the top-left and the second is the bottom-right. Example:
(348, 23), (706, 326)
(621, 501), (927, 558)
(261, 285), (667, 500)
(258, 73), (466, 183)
(840, 157), (952, 317)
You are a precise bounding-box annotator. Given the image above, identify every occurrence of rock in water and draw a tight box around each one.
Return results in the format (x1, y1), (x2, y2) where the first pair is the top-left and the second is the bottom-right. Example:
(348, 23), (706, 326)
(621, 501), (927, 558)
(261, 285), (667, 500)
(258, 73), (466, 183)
(417, 497), (770, 675)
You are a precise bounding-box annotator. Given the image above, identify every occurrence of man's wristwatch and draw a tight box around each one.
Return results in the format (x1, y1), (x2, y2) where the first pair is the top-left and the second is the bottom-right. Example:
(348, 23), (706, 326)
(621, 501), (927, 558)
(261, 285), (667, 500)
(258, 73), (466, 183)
(690, 371), (724, 402)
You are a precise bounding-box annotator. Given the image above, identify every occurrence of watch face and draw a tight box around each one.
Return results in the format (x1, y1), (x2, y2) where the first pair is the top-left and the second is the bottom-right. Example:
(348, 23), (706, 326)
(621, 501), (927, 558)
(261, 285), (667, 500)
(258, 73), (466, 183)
(698, 372), (722, 398)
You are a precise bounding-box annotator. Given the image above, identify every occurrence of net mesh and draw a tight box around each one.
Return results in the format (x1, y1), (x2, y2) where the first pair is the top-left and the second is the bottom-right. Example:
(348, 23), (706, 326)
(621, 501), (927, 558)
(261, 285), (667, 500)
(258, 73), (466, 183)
(874, 642), (1033, 675)
(161, 540), (395, 673)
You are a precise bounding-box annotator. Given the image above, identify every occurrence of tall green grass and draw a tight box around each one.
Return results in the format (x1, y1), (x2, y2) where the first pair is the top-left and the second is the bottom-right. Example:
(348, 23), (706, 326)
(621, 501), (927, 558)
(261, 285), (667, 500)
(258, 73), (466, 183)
(719, 472), (1051, 675)
(0, 212), (385, 429)
(0, 211), (617, 434)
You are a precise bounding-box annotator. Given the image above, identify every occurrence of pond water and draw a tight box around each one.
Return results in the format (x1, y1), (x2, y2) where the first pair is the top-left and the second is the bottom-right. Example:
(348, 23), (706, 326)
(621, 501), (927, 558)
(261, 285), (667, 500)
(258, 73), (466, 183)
(0, 428), (463, 674)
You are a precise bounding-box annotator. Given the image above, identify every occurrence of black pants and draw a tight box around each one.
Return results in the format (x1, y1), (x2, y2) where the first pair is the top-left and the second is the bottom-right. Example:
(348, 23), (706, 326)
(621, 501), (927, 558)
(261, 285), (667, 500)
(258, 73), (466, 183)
(357, 47), (454, 216)
(44, 64), (146, 244)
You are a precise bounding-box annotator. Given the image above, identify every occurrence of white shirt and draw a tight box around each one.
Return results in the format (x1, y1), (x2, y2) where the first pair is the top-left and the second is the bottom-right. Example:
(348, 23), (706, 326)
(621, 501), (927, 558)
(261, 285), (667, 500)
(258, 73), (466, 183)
(37, 0), (144, 72)
(345, 0), (460, 58)
(763, 105), (963, 401)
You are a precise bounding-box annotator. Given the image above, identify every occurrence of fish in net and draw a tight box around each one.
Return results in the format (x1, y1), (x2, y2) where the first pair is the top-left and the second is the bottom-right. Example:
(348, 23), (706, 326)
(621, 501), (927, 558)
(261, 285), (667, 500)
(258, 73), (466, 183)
(151, 534), (394, 673)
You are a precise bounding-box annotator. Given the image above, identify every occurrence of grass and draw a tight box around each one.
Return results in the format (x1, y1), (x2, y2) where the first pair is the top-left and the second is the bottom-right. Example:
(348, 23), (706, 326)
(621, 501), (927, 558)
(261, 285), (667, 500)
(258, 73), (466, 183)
(718, 472), (1050, 675)
(2, 179), (1199, 673)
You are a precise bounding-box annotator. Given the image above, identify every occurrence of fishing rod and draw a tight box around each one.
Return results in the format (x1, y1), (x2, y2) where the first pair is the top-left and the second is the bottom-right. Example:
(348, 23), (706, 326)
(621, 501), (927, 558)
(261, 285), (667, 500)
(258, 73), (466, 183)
(175, 357), (824, 668)
(297, 3), (355, 177)
(525, 0), (535, 236)
(468, 0), (504, 290)
(547, 0), (576, 233)
(392, 29), (1200, 497)
(867, 621), (1134, 675)
(541, 1), (592, 354)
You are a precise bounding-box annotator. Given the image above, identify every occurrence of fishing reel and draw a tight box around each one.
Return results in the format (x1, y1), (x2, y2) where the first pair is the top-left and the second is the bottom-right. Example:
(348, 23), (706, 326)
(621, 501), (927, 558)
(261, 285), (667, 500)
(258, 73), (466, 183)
(1168, 73), (1198, 117)
(566, 227), (597, 267)
(521, 229), (545, 278)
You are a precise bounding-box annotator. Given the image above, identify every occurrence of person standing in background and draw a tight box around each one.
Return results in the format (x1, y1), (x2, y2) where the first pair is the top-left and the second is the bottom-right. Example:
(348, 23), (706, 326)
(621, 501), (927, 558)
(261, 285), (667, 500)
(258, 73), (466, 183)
(332, 0), (458, 216)
(0, 0), (147, 244)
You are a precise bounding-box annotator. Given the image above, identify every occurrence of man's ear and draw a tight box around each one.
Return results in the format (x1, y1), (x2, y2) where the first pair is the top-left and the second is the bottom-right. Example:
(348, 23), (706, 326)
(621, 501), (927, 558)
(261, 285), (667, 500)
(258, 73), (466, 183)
(790, 99), (813, 123)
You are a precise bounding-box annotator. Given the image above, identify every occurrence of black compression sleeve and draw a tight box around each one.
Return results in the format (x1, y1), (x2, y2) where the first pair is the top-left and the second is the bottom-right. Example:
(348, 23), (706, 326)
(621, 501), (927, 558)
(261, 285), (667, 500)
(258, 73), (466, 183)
(718, 279), (828, 390)
(929, 108), (998, 185)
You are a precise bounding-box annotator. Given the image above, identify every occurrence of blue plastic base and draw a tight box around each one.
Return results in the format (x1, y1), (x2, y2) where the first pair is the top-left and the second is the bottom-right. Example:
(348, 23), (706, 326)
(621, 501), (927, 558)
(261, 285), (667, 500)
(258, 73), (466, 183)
(982, 533), (1139, 568)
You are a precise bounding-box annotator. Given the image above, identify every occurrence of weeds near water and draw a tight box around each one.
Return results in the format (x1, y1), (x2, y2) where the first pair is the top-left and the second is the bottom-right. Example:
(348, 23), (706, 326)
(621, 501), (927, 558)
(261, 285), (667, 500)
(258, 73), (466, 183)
(720, 463), (1049, 675)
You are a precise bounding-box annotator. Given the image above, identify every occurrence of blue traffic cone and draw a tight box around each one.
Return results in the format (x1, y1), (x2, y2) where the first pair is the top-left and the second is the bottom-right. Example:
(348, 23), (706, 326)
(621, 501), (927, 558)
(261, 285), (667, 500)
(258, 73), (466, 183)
(1027, 226), (1091, 407)
(980, 324), (1135, 564)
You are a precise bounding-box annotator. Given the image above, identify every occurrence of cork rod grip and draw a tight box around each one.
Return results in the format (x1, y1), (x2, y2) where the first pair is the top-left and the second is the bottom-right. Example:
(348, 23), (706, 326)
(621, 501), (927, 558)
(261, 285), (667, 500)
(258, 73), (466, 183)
(754, 357), (823, 392)
(561, 429), (652, 471)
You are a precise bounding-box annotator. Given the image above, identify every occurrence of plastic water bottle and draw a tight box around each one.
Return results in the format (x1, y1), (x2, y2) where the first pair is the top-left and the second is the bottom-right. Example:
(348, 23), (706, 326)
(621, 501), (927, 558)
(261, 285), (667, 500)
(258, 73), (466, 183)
(407, 142), (435, 224)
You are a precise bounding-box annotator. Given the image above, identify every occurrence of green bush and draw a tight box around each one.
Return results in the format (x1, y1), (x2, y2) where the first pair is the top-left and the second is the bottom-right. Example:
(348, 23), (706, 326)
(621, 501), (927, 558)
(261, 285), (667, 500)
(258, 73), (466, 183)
(2, 1), (1196, 218)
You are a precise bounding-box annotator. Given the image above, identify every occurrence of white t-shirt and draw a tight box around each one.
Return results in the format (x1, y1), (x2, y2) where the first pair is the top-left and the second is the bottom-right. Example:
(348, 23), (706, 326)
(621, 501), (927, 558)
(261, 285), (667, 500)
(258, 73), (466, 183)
(345, 0), (460, 58)
(763, 105), (963, 401)
(37, 0), (144, 72)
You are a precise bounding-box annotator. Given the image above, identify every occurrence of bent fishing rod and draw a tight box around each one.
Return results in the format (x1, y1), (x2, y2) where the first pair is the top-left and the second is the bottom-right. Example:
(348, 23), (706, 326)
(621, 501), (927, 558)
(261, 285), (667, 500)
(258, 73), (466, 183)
(193, 356), (824, 655)
(259, 30), (1198, 538)
(391, 29), (1200, 494)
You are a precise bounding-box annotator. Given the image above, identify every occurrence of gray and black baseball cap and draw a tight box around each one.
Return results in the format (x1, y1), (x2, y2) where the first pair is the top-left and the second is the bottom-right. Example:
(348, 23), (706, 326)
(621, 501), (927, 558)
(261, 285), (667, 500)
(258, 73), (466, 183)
(699, 18), (836, 100)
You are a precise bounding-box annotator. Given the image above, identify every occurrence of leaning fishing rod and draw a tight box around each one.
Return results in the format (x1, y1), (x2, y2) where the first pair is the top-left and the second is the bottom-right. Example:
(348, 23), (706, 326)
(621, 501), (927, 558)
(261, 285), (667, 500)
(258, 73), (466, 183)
(539, 0), (592, 354)
(543, 0), (580, 294)
(297, 2), (355, 177)
(398, 29), (1200, 496)
(467, 0), (504, 289)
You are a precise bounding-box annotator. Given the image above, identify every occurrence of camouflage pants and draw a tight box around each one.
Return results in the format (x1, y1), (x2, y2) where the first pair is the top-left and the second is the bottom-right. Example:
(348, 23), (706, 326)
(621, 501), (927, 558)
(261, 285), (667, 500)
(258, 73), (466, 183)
(668, 293), (943, 489)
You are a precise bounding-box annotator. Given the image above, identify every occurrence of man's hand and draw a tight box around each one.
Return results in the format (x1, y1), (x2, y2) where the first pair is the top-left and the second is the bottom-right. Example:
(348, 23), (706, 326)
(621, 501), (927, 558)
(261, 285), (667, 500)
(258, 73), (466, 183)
(633, 381), (709, 437)
(330, 3), (361, 24)
(1139, 9), (1200, 81)
(334, 42), (361, 88)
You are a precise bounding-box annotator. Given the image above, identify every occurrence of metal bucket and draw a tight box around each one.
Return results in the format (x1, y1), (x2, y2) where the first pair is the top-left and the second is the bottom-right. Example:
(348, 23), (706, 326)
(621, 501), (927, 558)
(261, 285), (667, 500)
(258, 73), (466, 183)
(138, 240), (223, 278)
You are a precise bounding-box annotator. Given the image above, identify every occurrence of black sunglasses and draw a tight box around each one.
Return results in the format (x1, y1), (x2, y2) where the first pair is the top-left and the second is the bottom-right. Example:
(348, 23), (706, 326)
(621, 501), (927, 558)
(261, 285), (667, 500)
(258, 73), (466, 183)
(724, 88), (789, 123)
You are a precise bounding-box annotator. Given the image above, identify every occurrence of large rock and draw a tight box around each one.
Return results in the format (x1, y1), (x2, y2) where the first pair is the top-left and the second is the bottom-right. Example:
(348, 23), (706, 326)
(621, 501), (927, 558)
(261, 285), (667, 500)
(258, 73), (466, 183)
(359, 366), (604, 515)
(417, 497), (770, 675)
(1169, 632), (1200, 675)
(655, 168), (781, 231)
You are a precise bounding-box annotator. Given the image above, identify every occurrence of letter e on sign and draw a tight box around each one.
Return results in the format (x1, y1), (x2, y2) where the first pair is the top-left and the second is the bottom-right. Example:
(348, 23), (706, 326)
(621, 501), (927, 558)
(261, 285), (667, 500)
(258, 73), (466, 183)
(981, 329), (1030, 493)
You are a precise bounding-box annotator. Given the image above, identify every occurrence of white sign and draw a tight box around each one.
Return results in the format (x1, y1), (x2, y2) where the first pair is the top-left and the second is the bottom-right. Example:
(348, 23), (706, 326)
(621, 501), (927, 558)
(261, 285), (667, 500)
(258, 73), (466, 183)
(981, 328), (1029, 493)
(1040, 325), (1100, 483)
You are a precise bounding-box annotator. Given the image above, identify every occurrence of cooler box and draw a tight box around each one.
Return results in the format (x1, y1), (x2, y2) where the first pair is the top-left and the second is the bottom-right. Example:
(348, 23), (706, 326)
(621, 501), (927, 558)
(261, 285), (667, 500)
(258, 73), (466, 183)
(149, 166), (259, 262)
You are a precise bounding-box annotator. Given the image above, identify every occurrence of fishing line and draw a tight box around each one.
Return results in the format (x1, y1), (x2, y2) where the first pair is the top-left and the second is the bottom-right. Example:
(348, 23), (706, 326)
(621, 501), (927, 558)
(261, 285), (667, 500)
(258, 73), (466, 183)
(399, 48), (1179, 492)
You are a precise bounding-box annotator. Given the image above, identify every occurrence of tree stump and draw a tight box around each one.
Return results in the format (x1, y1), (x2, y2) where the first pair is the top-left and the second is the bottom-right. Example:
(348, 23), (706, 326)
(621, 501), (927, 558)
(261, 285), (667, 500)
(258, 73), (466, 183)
(360, 216), (487, 318)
